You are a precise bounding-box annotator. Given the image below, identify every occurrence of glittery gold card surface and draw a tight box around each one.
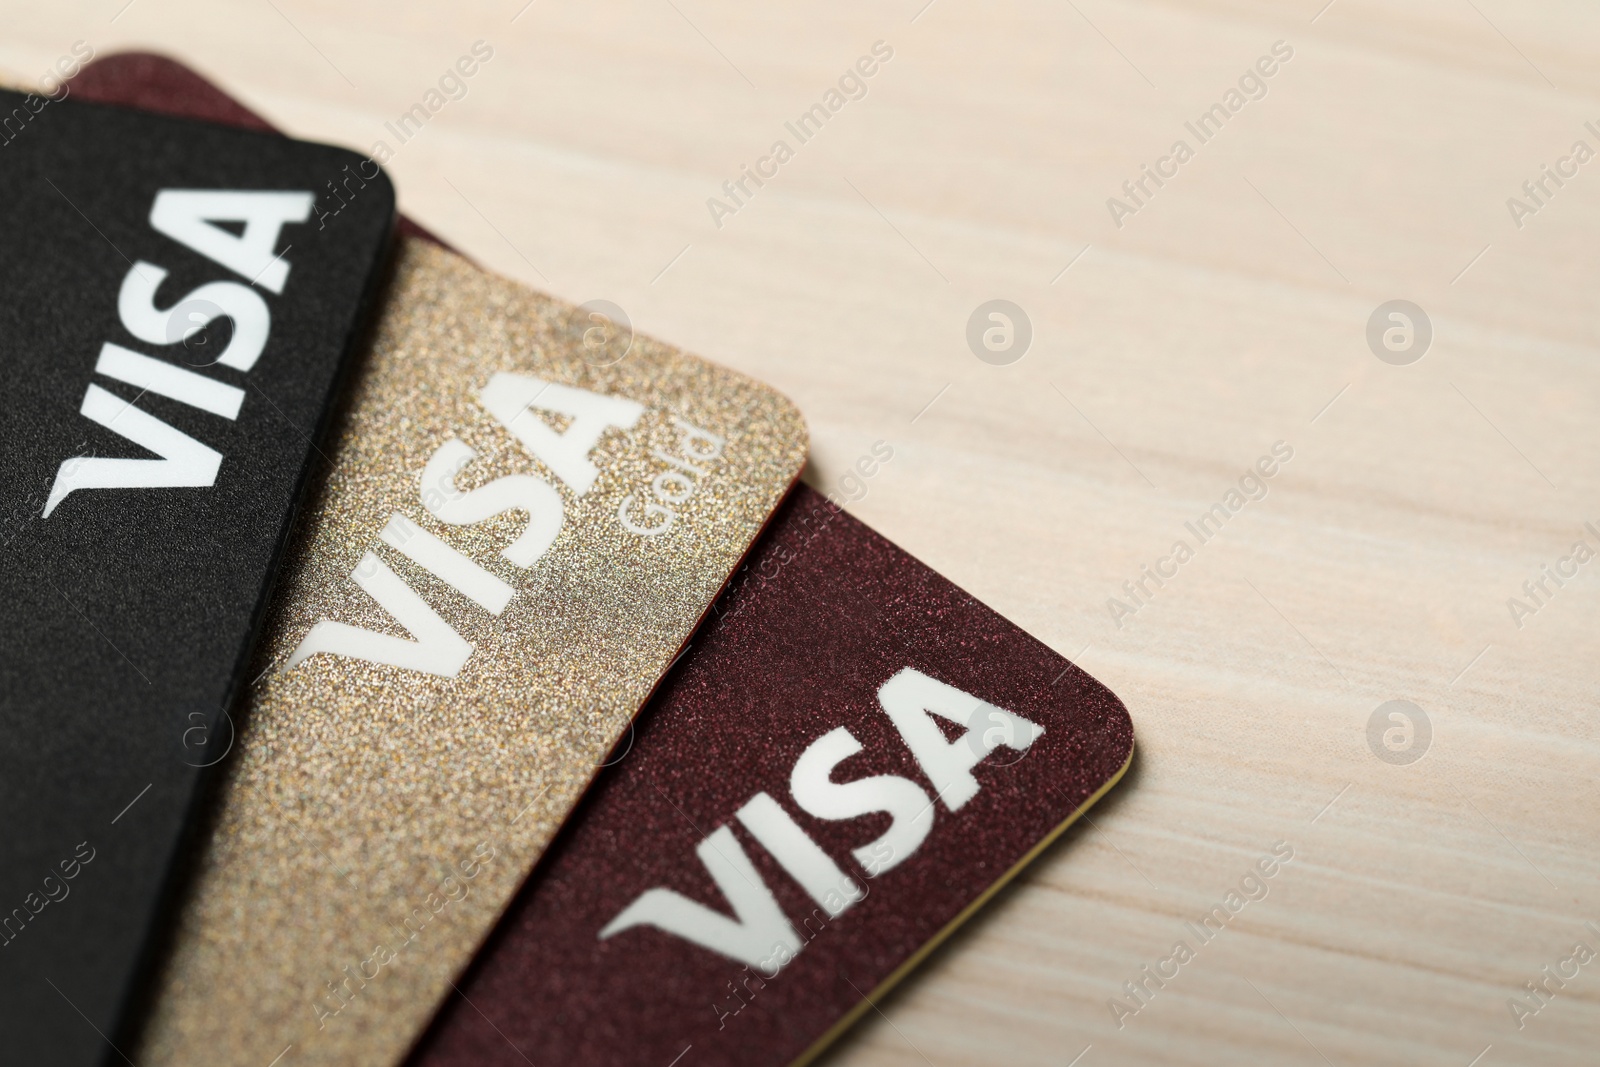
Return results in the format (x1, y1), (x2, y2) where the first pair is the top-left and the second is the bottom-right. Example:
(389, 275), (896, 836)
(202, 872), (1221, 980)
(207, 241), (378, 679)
(134, 237), (807, 1067)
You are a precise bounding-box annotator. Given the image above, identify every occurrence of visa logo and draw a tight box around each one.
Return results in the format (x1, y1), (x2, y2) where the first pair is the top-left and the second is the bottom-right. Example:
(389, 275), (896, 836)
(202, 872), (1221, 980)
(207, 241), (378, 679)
(281, 371), (726, 680)
(44, 189), (313, 517)
(597, 668), (1044, 972)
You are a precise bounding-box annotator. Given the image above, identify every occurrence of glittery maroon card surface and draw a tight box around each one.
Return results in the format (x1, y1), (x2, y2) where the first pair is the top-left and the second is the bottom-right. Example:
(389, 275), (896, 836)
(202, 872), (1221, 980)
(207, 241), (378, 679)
(67, 52), (449, 249)
(408, 483), (1134, 1067)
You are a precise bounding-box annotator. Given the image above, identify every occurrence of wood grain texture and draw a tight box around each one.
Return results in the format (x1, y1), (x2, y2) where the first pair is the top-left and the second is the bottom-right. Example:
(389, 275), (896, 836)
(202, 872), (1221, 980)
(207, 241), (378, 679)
(7, 1), (1600, 1063)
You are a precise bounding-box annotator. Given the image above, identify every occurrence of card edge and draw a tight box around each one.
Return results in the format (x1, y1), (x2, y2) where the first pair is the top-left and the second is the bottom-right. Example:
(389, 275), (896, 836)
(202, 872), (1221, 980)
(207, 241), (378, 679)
(786, 738), (1138, 1067)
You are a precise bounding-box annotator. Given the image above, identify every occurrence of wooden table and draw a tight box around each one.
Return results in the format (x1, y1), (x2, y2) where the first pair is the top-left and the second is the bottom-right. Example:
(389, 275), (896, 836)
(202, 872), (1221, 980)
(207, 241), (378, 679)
(9, 1), (1600, 1063)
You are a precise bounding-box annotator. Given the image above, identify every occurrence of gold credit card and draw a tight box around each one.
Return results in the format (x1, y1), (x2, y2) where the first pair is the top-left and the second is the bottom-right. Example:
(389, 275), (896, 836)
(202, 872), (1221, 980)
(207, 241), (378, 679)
(136, 237), (807, 1067)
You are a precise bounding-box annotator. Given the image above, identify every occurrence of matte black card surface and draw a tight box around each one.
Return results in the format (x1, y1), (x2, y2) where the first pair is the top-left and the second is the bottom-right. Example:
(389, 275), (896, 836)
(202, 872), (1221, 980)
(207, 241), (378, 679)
(0, 89), (394, 1063)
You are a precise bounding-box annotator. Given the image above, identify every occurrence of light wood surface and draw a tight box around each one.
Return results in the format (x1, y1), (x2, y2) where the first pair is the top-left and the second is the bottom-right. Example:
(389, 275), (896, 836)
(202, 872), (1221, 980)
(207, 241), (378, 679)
(9, 2), (1600, 1063)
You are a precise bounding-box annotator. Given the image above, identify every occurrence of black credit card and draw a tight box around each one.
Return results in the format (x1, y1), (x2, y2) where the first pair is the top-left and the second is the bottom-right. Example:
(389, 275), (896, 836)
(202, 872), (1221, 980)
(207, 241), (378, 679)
(0, 88), (394, 1063)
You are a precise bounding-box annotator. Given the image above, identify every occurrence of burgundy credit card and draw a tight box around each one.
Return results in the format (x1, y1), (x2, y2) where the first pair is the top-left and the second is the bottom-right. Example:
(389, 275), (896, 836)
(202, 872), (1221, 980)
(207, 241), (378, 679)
(410, 483), (1134, 1066)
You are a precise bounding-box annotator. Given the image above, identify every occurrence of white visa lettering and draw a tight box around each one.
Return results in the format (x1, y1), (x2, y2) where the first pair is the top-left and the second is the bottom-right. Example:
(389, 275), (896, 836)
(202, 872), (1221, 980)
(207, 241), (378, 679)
(288, 377), (644, 678)
(734, 792), (862, 916)
(286, 549), (472, 679)
(478, 372), (644, 496)
(117, 265), (270, 371)
(285, 511), (511, 679)
(598, 823), (800, 970)
(93, 343), (244, 421)
(877, 667), (1043, 811)
(790, 726), (932, 876)
(420, 439), (563, 568)
(599, 670), (1039, 965)
(43, 188), (309, 517)
(148, 190), (314, 294)
(378, 512), (514, 616)
(43, 385), (222, 518)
